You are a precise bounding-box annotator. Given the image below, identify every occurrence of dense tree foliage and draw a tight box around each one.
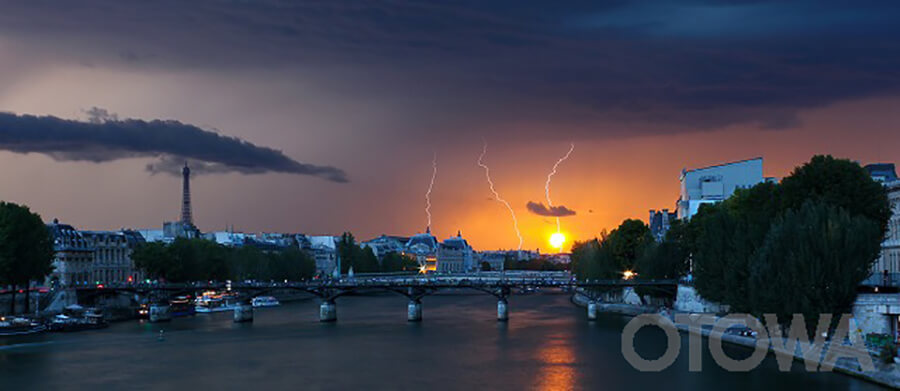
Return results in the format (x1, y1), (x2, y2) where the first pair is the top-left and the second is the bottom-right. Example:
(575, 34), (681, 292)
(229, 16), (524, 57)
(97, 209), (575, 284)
(571, 220), (652, 280)
(683, 155), (889, 331)
(133, 238), (316, 282)
(503, 256), (567, 271)
(781, 155), (890, 235)
(0, 202), (54, 313)
(380, 252), (418, 272)
(749, 201), (881, 329)
(336, 232), (380, 273)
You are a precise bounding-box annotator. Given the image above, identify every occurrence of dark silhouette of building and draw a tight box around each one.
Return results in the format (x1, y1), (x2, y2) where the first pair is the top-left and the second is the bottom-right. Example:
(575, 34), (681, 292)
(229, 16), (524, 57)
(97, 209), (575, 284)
(649, 209), (677, 242)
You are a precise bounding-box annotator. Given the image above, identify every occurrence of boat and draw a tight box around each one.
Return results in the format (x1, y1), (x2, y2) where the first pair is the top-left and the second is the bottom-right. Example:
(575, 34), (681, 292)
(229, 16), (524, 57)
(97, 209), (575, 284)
(195, 292), (240, 313)
(169, 296), (196, 317)
(48, 308), (108, 332)
(251, 296), (280, 308)
(0, 316), (46, 336)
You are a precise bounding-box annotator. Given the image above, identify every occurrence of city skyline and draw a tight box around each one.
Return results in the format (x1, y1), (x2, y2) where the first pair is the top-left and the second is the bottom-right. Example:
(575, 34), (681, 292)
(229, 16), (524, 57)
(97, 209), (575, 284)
(1, 1), (900, 250)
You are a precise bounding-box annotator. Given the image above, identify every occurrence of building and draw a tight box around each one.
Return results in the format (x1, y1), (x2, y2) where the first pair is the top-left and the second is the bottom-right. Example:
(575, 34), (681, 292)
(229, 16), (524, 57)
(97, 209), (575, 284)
(436, 231), (474, 273)
(203, 230), (249, 247)
(136, 228), (167, 243)
(163, 221), (200, 239)
(81, 230), (145, 284)
(307, 235), (339, 275)
(362, 235), (410, 259)
(649, 209), (677, 242)
(404, 228), (439, 272)
(864, 164), (900, 284)
(476, 252), (506, 271)
(47, 219), (94, 286)
(677, 158), (767, 219)
(866, 163), (899, 183)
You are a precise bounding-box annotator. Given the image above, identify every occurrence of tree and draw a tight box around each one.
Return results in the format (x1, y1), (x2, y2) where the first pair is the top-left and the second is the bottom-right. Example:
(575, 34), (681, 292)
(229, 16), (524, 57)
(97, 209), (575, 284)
(570, 235), (621, 303)
(381, 252), (418, 272)
(480, 261), (492, 272)
(688, 155), (890, 324)
(336, 232), (380, 273)
(0, 202), (54, 314)
(749, 201), (882, 335)
(781, 155), (890, 235)
(132, 241), (175, 281)
(605, 219), (653, 273)
(635, 240), (688, 301)
(337, 232), (356, 274)
(268, 248), (316, 281)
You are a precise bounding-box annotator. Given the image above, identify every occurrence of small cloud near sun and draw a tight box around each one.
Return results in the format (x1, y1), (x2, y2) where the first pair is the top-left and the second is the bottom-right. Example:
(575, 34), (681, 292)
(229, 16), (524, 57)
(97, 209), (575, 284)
(526, 201), (576, 217)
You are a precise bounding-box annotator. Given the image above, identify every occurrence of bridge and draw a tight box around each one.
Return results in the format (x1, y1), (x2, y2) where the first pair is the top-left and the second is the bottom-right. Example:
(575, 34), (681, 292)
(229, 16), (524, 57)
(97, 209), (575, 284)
(70, 273), (679, 323)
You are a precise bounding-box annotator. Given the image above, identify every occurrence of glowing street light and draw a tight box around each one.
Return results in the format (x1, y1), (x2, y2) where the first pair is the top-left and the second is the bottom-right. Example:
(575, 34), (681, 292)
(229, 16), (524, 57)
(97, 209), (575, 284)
(622, 270), (636, 280)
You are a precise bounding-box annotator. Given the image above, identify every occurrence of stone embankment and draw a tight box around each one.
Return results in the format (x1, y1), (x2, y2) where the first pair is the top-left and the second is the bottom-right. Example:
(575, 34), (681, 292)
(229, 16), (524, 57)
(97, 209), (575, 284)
(572, 291), (900, 389)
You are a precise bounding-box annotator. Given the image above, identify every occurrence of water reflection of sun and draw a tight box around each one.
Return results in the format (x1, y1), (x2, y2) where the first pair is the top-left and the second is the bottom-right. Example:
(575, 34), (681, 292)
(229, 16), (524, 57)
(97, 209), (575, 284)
(535, 337), (576, 391)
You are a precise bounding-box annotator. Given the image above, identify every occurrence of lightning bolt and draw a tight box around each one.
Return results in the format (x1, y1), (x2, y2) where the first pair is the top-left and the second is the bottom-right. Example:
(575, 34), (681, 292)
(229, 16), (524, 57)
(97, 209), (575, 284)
(546, 143), (575, 233)
(478, 141), (523, 250)
(425, 152), (437, 231)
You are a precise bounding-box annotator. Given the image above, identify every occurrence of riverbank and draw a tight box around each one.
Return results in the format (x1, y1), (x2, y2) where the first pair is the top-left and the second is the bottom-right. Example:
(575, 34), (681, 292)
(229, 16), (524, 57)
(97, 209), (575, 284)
(571, 292), (900, 389)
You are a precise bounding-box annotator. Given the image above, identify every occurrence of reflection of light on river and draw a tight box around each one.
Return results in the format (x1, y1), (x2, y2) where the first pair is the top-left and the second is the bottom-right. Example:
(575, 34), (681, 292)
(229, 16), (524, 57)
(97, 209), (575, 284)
(535, 335), (576, 391)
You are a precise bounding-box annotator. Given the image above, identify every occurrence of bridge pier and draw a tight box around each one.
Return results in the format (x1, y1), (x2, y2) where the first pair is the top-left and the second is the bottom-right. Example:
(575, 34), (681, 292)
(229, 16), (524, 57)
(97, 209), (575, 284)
(587, 300), (598, 321)
(319, 300), (337, 322)
(497, 298), (508, 322)
(234, 302), (254, 323)
(148, 304), (171, 323)
(407, 299), (422, 322)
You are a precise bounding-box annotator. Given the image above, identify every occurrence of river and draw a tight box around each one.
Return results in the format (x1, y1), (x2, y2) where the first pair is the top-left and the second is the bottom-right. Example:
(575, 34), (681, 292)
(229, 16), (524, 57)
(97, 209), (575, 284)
(0, 293), (886, 390)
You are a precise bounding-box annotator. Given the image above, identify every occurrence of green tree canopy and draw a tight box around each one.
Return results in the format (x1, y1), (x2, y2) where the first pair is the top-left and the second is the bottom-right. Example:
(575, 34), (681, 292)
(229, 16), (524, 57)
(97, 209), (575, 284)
(571, 220), (652, 280)
(336, 232), (380, 273)
(781, 155), (890, 235)
(133, 238), (316, 282)
(749, 201), (881, 333)
(686, 155), (890, 326)
(381, 252), (418, 272)
(0, 202), (54, 313)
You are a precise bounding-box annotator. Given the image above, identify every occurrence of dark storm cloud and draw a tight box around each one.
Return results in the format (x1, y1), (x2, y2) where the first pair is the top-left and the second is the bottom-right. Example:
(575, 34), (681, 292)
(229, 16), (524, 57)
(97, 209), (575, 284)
(2, 0), (900, 135)
(526, 202), (576, 217)
(0, 111), (348, 182)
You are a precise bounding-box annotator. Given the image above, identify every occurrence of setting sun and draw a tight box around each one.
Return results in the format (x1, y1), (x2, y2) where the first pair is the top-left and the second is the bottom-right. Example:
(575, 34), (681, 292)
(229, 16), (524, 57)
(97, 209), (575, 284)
(549, 232), (566, 251)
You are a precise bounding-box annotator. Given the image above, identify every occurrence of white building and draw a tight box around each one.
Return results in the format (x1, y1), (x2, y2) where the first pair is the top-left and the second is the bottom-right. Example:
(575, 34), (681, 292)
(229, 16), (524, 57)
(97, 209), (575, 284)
(864, 164), (900, 283)
(136, 228), (167, 243)
(307, 235), (339, 275)
(203, 231), (249, 246)
(362, 235), (410, 259)
(677, 158), (767, 219)
(476, 252), (506, 271)
(436, 232), (474, 273)
(47, 219), (93, 286)
(81, 230), (145, 284)
(404, 228), (439, 272)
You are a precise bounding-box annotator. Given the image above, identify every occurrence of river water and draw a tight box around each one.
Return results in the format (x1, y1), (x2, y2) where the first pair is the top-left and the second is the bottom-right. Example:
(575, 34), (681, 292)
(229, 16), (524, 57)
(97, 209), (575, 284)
(0, 293), (886, 390)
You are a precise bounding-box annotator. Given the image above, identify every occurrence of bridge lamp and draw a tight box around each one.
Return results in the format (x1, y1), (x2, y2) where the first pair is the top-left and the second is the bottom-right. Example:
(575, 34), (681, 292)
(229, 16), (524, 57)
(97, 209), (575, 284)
(622, 270), (636, 280)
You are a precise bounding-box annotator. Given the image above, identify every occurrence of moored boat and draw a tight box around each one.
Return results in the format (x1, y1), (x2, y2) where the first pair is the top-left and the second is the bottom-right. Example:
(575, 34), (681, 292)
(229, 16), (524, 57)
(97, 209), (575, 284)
(48, 308), (108, 332)
(0, 316), (46, 336)
(169, 296), (196, 317)
(251, 296), (280, 308)
(195, 292), (240, 313)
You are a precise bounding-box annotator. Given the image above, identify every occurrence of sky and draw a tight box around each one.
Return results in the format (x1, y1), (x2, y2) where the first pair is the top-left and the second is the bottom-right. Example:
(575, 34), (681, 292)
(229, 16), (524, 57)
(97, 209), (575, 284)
(1, 0), (899, 252)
